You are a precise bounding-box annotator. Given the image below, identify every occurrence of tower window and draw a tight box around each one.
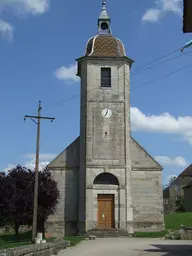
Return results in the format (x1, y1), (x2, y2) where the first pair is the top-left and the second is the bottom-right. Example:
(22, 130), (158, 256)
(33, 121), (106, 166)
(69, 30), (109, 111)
(101, 68), (111, 87)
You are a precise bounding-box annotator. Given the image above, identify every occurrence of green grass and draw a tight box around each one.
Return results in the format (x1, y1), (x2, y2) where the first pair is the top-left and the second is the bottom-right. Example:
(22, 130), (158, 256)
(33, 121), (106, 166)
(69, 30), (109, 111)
(64, 236), (84, 246)
(0, 231), (32, 249)
(133, 230), (169, 238)
(165, 212), (192, 230)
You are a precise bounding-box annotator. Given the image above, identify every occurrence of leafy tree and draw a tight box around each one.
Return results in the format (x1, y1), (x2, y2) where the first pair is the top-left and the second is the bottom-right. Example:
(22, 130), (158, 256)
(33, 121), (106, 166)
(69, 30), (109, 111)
(0, 166), (59, 237)
(0, 173), (7, 227)
(5, 166), (34, 235)
(37, 169), (60, 236)
(175, 196), (185, 212)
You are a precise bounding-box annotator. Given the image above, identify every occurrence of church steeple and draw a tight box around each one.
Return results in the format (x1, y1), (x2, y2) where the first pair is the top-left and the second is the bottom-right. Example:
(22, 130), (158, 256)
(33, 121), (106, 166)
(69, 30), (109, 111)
(98, 1), (111, 34)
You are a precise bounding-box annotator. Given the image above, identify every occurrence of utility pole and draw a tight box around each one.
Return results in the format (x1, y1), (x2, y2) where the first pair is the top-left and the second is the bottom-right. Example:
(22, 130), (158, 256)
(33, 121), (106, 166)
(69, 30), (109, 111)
(24, 101), (55, 242)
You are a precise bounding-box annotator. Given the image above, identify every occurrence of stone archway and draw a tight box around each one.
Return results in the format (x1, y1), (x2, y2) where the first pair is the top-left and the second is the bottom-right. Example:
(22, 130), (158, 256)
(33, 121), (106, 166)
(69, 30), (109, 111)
(93, 173), (119, 229)
(93, 172), (119, 186)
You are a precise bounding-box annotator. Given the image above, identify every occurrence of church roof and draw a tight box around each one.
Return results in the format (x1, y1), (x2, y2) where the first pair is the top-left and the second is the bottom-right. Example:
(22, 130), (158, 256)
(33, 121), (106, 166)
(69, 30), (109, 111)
(86, 35), (126, 57)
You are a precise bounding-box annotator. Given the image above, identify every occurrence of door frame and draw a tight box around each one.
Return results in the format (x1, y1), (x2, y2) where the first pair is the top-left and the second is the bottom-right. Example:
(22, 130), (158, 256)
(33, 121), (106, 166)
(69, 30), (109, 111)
(97, 194), (115, 229)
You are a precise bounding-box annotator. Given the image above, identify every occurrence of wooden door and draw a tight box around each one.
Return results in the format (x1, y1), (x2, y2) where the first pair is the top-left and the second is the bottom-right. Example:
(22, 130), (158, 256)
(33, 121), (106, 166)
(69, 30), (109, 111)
(97, 194), (114, 229)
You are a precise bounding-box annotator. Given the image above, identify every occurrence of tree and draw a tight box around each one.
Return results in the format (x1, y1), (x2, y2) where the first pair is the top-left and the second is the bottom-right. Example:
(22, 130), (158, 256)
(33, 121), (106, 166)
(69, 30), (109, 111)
(175, 196), (185, 212)
(37, 168), (60, 236)
(5, 166), (34, 235)
(0, 173), (7, 227)
(1, 166), (59, 237)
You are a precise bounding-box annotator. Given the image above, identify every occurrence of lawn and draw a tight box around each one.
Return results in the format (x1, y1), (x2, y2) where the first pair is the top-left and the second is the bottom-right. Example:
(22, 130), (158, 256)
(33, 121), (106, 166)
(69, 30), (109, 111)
(0, 231), (32, 249)
(0, 230), (84, 249)
(134, 212), (192, 238)
(164, 212), (192, 230)
(134, 230), (168, 238)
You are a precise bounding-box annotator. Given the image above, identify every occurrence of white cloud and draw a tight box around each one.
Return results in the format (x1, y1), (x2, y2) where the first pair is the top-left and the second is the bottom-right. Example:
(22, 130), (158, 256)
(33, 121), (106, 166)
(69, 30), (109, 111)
(24, 158), (49, 171)
(25, 153), (56, 161)
(0, 0), (49, 15)
(155, 156), (188, 167)
(4, 160), (49, 173)
(55, 64), (79, 83)
(142, 0), (182, 22)
(4, 153), (55, 173)
(142, 8), (161, 22)
(0, 19), (13, 40)
(131, 107), (192, 144)
(0, 0), (50, 40)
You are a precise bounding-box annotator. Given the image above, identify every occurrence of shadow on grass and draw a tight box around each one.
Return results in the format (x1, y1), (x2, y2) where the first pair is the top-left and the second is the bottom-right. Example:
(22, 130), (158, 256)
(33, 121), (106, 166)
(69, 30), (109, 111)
(144, 244), (192, 256)
(0, 231), (32, 249)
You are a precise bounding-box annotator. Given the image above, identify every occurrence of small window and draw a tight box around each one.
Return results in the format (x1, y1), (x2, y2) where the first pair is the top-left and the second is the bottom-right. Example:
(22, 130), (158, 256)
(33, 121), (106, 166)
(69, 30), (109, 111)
(101, 68), (111, 87)
(175, 185), (180, 191)
(164, 200), (168, 204)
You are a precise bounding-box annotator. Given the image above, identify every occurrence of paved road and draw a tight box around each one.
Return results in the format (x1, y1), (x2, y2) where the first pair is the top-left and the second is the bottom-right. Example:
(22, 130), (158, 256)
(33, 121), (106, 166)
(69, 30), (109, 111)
(58, 238), (192, 256)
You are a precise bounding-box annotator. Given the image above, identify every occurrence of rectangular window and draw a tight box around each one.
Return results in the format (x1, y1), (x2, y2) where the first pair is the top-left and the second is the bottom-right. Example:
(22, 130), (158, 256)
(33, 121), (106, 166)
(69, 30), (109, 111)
(175, 185), (180, 191)
(101, 68), (111, 87)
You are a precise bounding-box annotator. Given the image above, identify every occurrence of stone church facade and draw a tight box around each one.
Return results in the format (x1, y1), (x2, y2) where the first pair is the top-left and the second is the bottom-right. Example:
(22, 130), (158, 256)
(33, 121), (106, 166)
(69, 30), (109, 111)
(46, 2), (164, 236)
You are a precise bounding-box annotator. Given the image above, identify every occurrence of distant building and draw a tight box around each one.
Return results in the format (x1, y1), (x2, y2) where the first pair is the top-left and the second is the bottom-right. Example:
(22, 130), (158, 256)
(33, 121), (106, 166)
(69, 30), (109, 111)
(183, 0), (192, 32)
(184, 181), (192, 212)
(163, 164), (192, 213)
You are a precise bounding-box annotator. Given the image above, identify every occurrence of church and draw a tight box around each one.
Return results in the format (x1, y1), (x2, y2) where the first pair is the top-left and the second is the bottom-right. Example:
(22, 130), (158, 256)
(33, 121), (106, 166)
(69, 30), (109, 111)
(46, 2), (164, 236)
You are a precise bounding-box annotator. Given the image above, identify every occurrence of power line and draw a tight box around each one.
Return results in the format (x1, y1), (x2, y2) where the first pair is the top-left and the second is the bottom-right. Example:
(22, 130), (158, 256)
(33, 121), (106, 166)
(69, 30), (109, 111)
(42, 47), (192, 111)
(131, 47), (181, 74)
(48, 61), (192, 110)
(131, 53), (185, 76)
(131, 62), (192, 92)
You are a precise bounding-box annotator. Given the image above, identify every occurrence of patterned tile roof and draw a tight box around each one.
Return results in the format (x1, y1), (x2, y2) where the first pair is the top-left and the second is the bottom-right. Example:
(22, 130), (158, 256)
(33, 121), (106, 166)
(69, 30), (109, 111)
(85, 35), (126, 57)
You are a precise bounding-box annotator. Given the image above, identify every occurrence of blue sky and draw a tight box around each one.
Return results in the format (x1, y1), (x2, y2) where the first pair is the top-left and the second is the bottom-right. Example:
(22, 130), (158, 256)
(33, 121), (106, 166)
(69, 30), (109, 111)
(0, 0), (192, 185)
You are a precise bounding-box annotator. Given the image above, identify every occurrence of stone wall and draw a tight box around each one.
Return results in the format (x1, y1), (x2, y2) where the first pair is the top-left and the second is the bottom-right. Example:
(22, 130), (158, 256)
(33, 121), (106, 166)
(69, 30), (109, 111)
(131, 170), (164, 231)
(0, 241), (70, 256)
(46, 169), (78, 237)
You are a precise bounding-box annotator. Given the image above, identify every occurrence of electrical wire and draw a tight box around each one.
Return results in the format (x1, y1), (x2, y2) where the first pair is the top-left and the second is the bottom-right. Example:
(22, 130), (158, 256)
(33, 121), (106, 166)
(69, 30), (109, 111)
(131, 62), (192, 92)
(34, 47), (192, 112)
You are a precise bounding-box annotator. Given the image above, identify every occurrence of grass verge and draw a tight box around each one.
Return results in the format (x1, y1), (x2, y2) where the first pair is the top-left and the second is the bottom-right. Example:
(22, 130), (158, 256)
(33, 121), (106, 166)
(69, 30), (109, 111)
(0, 231), (32, 249)
(133, 230), (169, 238)
(64, 236), (84, 246)
(164, 212), (192, 230)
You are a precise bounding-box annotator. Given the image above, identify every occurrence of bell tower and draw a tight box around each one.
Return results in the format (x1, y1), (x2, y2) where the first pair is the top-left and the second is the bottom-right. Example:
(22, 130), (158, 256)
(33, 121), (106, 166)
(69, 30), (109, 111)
(77, 1), (134, 234)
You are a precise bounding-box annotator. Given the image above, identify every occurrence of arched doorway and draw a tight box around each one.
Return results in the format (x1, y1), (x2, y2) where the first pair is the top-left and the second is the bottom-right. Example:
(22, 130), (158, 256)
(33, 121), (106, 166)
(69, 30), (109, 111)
(93, 173), (119, 229)
(93, 173), (119, 186)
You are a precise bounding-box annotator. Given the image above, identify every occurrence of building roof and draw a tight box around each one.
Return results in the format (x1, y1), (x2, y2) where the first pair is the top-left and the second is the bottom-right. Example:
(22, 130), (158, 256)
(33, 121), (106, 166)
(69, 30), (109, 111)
(184, 180), (192, 189)
(183, 0), (192, 33)
(179, 164), (192, 177)
(86, 35), (126, 57)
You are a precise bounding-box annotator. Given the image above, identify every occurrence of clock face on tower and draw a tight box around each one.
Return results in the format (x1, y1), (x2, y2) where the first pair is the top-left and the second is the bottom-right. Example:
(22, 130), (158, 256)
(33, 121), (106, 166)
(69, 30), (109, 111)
(102, 108), (112, 119)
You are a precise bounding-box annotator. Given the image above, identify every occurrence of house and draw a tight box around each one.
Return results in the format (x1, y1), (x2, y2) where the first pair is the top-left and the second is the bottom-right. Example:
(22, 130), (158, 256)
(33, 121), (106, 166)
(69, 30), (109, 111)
(163, 164), (192, 213)
(184, 181), (192, 212)
(183, 0), (192, 32)
(46, 2), (164, 236)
